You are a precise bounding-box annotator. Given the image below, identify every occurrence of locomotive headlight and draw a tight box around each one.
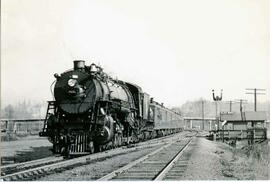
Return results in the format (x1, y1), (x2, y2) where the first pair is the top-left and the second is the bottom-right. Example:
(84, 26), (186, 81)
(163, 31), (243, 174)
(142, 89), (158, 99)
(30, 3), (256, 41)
(67, 79), (77, 87)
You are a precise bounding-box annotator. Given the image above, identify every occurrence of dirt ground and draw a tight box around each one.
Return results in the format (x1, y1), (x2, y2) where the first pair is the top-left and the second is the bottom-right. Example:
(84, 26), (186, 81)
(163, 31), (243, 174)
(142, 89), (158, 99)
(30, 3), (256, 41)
(1, 134), (269, 180)
(39, 145), (160, 181)
(41, 136), (270, 181)
(0, 135), (53, 165)
(180, 137), (269, 180)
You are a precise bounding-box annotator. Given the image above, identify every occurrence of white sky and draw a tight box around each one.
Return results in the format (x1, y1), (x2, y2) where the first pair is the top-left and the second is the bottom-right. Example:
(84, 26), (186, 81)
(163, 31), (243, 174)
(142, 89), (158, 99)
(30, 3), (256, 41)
(1, 0), (270, 108)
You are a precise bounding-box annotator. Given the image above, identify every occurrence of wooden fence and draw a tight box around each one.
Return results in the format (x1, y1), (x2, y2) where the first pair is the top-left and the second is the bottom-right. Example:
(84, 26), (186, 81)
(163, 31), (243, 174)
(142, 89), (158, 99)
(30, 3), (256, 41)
(214, 128), (267, 144)
(0, 119), (44, 135)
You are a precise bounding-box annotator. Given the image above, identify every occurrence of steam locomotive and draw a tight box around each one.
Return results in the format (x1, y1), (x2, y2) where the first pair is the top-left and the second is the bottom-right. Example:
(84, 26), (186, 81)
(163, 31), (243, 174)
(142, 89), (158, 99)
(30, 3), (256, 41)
(40, 60), (184, 156)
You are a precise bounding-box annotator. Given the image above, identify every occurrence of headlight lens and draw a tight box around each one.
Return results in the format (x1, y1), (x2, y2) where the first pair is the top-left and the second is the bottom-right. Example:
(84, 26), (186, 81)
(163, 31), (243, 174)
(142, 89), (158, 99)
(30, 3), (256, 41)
(68, 79), (77, 87)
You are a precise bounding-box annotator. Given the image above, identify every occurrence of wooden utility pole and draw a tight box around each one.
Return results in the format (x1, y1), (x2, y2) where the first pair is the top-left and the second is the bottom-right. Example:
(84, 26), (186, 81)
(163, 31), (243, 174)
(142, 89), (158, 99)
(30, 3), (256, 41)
(246, 88), (266, 111)
(201, 100), (204, 130)
(235, 99), (247, 113)
(235, 99), (247, 121)
(229, 101), (233, 112)
(224, 100), (235, 112)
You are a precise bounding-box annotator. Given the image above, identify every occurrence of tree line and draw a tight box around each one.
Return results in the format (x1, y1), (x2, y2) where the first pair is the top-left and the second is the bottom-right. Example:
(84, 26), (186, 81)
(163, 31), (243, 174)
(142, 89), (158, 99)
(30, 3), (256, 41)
(1, 100), (46, 119)
(173, 99), (270, 119)
(1, 99), (270, 120)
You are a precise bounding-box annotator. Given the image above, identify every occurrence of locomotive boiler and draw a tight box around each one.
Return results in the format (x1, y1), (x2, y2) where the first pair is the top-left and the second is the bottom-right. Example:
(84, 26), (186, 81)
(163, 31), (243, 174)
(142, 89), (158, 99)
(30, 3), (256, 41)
(40, 60), (184, 156)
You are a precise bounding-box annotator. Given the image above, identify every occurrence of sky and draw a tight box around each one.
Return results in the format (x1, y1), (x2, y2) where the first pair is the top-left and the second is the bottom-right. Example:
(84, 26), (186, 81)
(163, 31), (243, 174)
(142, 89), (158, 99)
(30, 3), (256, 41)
(1, 0), (270, 108)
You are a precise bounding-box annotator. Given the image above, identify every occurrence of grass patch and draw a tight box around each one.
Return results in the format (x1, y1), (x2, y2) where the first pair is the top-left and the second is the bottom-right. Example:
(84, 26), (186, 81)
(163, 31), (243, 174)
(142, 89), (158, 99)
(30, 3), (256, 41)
(232, 140), (270, 180)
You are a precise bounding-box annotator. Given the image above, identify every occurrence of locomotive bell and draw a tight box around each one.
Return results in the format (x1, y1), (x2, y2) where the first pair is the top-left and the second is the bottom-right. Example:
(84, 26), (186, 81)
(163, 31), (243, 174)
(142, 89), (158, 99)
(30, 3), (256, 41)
(89, 63), (98, 74)
(73, 60), (85, 70)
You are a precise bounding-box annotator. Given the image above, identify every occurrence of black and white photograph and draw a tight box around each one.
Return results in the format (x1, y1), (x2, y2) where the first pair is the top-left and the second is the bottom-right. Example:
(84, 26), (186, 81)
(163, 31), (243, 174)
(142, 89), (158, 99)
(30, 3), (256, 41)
(1, 0), (270, 181)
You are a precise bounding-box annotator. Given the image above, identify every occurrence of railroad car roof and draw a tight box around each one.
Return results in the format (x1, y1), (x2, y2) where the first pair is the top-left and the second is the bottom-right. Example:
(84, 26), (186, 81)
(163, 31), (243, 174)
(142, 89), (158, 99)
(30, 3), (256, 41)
(220, 111), (267, 121)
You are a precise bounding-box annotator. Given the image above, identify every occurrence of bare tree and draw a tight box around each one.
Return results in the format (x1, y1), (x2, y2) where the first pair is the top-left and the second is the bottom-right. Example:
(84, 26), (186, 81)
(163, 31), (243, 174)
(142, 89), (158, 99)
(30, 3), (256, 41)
(3, 104), (15, 119)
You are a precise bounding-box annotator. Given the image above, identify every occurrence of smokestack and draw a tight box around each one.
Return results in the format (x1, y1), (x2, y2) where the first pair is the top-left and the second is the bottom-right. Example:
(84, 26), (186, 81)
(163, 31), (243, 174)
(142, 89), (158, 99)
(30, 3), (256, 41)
(74, 60), (85, 70)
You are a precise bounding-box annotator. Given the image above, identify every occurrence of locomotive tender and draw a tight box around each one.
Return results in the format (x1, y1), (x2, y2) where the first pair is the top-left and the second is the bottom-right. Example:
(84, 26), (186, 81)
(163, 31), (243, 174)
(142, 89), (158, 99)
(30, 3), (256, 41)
(40, 60), (184, 156)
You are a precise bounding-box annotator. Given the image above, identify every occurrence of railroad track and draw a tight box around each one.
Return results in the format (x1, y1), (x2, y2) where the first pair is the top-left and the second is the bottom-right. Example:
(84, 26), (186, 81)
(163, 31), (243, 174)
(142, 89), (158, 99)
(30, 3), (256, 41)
(0, 156), (64, 176)
(1, 131), (192, 181)
(97, 133), (196, 180)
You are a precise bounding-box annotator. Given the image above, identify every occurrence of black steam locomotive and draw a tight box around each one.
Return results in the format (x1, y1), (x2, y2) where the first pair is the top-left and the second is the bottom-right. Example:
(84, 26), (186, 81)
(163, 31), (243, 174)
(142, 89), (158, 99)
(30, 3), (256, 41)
(40, 60), (184, 156)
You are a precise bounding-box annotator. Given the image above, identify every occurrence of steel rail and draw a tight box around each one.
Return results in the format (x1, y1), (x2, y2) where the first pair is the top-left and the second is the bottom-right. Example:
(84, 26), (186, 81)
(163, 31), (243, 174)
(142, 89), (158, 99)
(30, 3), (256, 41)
(1, 131), (193, 181)
(97, 132), (196, 181)
(1, 156), (64, 176)
(153, 137), (193, 180)
(1, 156), (62, 169)
(0, 135), (173, 181)
(97, 142), (173, 181)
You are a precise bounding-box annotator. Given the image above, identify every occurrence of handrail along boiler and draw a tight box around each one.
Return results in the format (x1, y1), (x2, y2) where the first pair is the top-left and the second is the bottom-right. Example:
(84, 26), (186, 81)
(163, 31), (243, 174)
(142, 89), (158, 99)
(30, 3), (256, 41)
(40, 60), (184, 156)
